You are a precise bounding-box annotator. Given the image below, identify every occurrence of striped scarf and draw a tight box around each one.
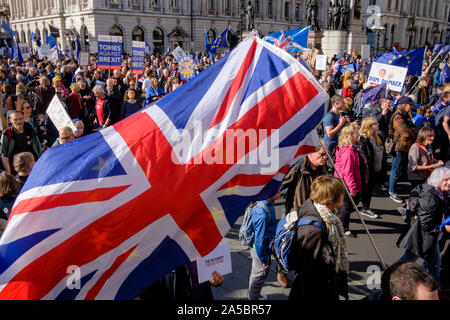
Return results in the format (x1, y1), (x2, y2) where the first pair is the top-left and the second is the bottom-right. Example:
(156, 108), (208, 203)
(314, 202), (349, 273)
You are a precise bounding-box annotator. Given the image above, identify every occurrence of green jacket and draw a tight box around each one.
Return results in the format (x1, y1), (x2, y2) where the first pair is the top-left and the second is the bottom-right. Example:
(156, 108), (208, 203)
(1, 123), (42, 161)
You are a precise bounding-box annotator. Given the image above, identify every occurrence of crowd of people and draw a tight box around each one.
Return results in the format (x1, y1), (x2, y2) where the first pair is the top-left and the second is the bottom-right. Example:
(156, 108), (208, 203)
(0, 41), (448, 301)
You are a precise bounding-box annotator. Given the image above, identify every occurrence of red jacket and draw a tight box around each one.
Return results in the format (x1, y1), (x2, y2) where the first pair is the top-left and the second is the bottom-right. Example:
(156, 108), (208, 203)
(342, 87), (354, 99)
(68, 92), (84, 119)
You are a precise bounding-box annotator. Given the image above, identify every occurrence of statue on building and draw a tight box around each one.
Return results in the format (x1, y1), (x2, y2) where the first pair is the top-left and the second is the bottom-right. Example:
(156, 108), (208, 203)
(332, 0), (341, 30)
(306, 0), (320, 32)
(327, 0), (334, 30)
(244, 1), (254, 31)
(339, 0), (350, 30)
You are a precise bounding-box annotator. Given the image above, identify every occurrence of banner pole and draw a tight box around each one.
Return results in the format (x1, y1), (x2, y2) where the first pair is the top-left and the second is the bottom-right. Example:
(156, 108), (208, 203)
(320, 140), (387, 270)
(407, 47), (444, 95)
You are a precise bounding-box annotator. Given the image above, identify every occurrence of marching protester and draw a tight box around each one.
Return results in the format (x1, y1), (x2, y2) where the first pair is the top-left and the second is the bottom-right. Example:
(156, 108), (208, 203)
(288, 175), (348, 301)
(248, 190), (280, 300)
(13, 151), (35, 189)
(407, 127), (444, 189)
(278, 144), (328, 287)
(334, 122), (365, 237)
(322, 95), (349, 159)
(397, 167), (450, 288)
(388, 96), (418, 203)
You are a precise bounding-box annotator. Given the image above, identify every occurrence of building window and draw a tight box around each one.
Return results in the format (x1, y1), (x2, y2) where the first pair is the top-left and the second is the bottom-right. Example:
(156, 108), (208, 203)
(110, 25), (123, 51)
(82, 25), (90, 51)
(208, 0), (216, 10)
(129, 0), (141, 10)
(254, 0), (260, 14)
(106, 0), (120, 9)
(224, 0), (231, 13)
(267, 0), (273, 17)
(110, 25), (123, 37)
(387, 0), (391, 10)
(295, 3), (300, 21)
(169, 0), (179, 8)
(207, 28), (216, 45)
(153, 27), (164, 54)
(285, 2), (290, 19)
(390, 25), (395, 48)
(132, 26), (144, 42)
(369, 0), (376, 5)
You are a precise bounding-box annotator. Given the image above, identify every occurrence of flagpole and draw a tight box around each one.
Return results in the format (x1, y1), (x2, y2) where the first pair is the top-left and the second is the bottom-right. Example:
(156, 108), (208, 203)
(407, 47), (443, 95)
(320, 140), (387, 271)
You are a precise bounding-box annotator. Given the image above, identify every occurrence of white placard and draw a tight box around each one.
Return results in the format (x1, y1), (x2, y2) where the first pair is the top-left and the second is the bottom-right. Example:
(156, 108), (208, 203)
(315, 55), (327, 71)
(196, 242), (232, 284)
(79, 52), (90, 66)
(362, 44), (371, 60)
(171, 45), (187, 63)
(39, 44), (52, 59)
(368, 62), (408, 92)
(46, 95), (77, 133)
(18, 43), (31, 60)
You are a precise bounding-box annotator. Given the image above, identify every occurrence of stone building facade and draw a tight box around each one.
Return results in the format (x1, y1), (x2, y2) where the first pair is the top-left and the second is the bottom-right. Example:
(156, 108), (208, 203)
(3, 0), (449, 57)
(362, 0), (450, 55)
(5, 0), (329, 55)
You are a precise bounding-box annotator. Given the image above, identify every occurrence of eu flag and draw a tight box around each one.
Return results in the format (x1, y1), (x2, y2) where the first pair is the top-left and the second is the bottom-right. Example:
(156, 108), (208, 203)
(439, 64), (450, 85)
(209, 27), (229, 52)
(375, 47), (425, 76)
(434, 44), (450, 56)
(204, 29), (211, 53)
(361, 83), (387, 106)
(1, 19), (16, 40)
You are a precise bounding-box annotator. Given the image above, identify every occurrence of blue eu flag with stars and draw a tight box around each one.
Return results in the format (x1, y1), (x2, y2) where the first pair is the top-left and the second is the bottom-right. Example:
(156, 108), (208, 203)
(361, 83), (387, 106)
(375, 47), (425, 76)
(439, 64), (450, 85)
(209, 27), (230, 53)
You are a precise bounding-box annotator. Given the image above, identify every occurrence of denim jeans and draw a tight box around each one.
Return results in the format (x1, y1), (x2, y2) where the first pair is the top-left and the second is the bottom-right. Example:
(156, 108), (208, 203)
(389, 151), (407, 194)
(399, 243), (441, 288)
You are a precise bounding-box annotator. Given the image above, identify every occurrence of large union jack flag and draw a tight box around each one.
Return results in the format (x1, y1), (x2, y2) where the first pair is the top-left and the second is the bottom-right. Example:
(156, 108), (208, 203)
(0, 34), (328, 299)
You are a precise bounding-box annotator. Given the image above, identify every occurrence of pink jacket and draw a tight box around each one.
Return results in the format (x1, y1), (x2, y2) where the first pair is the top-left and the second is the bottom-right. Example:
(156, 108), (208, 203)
(334, 145), (362, 194)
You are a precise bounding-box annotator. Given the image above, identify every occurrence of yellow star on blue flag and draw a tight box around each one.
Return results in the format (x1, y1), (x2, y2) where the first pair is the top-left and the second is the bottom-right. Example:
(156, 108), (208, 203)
(375, 47), (425, 76)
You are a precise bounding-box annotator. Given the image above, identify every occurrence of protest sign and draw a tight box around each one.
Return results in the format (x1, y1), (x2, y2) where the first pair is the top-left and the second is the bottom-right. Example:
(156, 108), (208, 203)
(39, 44), (52, 59)
(362, 44), (371, 60)
(18, 43), (31, 60)
(315, 55), (327, 71)
(46, 95), (77, 133)
(131, 41), (145, 75)
(196, 242), (232, 284)
(97, 35), (122, 70)
(171, 46), (187, 63)
(64, 44), (73, 58)
(368, 62), (408, 92)
(79, 52), (90, 66)
(179, 55), (195, 80)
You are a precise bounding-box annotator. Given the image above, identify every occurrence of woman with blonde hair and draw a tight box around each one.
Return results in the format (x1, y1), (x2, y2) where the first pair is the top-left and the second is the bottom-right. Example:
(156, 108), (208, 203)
(358, 117), (385, 218)
(334, 122), (364, 237)
(289, 175), (349, 301)
(342, 79), (354, 99)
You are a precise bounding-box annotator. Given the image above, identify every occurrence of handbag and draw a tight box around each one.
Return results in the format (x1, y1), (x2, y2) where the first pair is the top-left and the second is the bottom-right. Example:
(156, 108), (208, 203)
(384, 137), (395, 155)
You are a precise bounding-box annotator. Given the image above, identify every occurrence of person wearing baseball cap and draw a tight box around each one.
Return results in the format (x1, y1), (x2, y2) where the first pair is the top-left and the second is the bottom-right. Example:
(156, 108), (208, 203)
(388, 96), (418, 203)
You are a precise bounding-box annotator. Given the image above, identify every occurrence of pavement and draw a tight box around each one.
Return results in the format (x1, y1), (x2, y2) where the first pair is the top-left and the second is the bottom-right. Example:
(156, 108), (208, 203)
(211, 177), (449, 300)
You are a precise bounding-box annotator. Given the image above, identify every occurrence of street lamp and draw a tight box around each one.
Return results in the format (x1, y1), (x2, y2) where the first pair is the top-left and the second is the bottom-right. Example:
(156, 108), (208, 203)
(371, 26), (386, 56)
